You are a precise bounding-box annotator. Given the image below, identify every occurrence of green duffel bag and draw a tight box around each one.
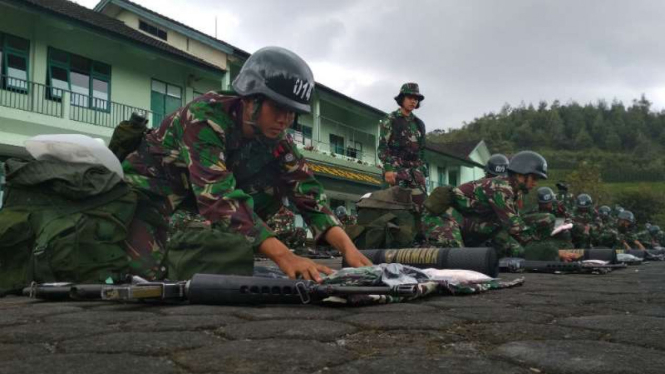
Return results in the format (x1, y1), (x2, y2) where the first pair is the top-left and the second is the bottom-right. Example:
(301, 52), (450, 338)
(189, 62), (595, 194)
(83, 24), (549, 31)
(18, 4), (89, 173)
(0, 210), (33, 295)
(166, 225), (254, 281)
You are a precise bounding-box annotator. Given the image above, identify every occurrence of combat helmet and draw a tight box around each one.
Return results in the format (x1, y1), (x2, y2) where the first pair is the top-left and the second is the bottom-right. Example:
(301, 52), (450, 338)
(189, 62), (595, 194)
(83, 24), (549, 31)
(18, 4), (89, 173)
(335, 206), (348, 219)
(576, 193), (593, 209)
(486, 154), (509, 177)
(537, 187), (556, 204)
(618, 210), (635, 224)
(507, 151), (548, 179)
(233, 46), (314, 114)
(394, 82), (424, 108)
(649, 225), (661, 236)
(598, 205), (611, 216)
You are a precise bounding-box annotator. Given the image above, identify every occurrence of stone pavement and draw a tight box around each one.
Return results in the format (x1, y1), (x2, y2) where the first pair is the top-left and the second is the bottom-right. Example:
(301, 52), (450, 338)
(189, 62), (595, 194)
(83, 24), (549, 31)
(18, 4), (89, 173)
(1, 261), (664, 374)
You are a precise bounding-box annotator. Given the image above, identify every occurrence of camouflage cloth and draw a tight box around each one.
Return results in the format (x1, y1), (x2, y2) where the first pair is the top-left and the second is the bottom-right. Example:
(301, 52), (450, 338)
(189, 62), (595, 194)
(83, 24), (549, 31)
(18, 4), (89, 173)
(339, 213), (358, 228)
(377, 109), (428, 213)
(266, 207), (307, 250)
(636, 230), (655, 249)
(122, 93), (339, 268)
(571, 208), (601, 249)
(424, 176), (543, 257)
(617, 226), (641, 249)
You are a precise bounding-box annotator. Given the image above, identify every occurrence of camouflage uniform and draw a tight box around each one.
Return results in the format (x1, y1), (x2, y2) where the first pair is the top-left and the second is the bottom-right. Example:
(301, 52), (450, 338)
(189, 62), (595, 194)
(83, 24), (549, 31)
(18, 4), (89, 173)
(636, 229), (655, 249)
(339, 213), (358, 228)
(122, 93), (339, 277)
(377, 90), (428, 213)
(423, 176), (550, 257)
(267, 207), (307, 251)
(570, 208), (601, 249)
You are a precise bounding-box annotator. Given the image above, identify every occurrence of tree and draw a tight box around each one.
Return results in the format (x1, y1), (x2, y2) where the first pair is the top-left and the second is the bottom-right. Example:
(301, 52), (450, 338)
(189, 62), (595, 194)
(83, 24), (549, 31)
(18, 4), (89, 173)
(574, 127), (594, 149)
(566, 161), (609, 205)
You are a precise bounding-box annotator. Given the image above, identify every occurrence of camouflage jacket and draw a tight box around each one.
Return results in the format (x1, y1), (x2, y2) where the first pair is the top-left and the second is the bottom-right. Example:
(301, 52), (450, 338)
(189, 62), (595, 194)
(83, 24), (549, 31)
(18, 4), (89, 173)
(123, 93), (339, 248)
(452, 176), (536, 244)
(267, 207), (297, 236)
(377, 109), (428, 187)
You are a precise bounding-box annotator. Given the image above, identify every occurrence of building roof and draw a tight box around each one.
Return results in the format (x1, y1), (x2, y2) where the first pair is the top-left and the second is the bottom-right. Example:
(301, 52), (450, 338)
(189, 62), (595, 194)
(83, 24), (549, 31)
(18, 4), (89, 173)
(94, 0), (387, 117)
(426, 141), (484, 168)
(94, 0), (250, 59)
(4, 0), (225, 74)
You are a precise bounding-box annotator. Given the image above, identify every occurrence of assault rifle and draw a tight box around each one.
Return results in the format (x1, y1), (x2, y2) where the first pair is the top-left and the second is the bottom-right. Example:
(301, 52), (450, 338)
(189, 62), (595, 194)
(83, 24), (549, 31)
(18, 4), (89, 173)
(500, 258), (627, 274)
(24, 274), (419, 305)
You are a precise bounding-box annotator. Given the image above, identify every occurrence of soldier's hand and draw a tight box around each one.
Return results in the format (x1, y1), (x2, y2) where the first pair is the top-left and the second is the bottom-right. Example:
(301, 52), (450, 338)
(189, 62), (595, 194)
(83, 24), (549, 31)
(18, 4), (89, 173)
(343, 249), (373, 267)
(276, 254), (333, 283)
(384, 171), (397, 185)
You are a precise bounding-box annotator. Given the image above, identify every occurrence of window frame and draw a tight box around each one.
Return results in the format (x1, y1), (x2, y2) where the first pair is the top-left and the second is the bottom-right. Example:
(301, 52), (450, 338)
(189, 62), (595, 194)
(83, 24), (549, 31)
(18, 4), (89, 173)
(139, 19), (168, 41)
(151, 78), (183, 125)
(46, 47), (111, 112)
(329, 134), (345, 155)
(0, 32), (30, 93)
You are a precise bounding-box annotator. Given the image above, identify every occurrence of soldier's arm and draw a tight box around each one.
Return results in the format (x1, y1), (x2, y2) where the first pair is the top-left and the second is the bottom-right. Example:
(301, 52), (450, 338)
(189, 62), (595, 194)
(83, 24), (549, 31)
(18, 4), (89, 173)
(278, 141), (340, 243)
(488, 184), (536, 244)
(377, 116), (399, 172)
(180, 113), (275, 250)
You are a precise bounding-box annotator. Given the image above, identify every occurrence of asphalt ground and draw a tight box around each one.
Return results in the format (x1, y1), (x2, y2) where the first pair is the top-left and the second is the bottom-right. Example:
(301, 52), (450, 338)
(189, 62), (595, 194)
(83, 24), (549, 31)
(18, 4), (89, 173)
(1, 260), (664, 374)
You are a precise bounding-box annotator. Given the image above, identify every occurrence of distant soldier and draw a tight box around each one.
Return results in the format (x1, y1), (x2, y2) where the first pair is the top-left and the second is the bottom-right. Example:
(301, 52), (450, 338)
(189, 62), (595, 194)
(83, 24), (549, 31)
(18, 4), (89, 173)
(423, 151), (554, 258)
(526, 186), (568, 218)
(570, 193), (600, 249)
(615, 211), (646, 250)
(485, 154), (509, 178)
(378, 82), (428, 238)
(335, 205), (357, 228)
(555, 182), (575, 215)
(267, 206), (307, 252)
(592, 205), (617, 248)
(636, 224), (660, 249)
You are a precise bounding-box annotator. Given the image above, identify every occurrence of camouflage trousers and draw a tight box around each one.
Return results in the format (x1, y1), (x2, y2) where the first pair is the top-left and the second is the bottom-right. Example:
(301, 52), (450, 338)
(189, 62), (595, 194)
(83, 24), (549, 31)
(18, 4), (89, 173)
(423, 208), (555, 258)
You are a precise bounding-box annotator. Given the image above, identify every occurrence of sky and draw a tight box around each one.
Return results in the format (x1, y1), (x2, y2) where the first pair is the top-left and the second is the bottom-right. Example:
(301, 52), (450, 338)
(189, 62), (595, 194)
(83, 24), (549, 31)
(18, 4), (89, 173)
(75, 0), (665, 131)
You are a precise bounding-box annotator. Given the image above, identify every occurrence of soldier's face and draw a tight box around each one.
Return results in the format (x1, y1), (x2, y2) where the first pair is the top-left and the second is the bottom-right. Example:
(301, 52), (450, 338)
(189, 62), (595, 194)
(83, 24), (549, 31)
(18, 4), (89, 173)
(516, 174), (538, 191)
(257, 99), (296, 139)
(401, 95), (419, 112)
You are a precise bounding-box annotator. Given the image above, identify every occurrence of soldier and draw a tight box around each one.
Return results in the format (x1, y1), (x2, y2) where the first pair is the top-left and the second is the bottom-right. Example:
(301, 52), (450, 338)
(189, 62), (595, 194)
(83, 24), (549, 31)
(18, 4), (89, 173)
(485, 154), (509, 178)
(555, 182), (575, 215)
(615, 211), (646, 250)
(267, 206), (307, 252)
(424, 151), (554, 258)
(525, 187), (565, 216)
(570, 193), (600, 249)
(122, 46), (371, 282)
(636, 224), (660, 249)
(377, 82), (428, 236)
(335, 205), (357, 228)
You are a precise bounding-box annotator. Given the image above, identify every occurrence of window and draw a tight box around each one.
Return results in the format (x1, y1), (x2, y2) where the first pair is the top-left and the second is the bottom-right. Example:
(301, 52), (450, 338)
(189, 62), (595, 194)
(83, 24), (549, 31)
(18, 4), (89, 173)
(448, 168), (459, 186)
(291, 122), (313, 146)
(346, 141), (363, 159)
(0, 32), (30, 92)
(329, 134), (344, 155)
(139, 20), (167, 41)
(46, 48), (111, 110)
(151, 79), (182, 126)
(437, 166), (445, 186)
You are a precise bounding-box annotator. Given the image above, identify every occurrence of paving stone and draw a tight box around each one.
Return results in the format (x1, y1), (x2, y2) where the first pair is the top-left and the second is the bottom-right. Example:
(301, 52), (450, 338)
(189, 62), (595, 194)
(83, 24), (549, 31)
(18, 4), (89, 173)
(0, 353), (177, 374)
(156, 304), (246, 316)
(234, 305), (351, 320)
(0, 322), (116, 343)
(88, 303), (165, 312)
(519, 304), (626, 317)
(123, 314), (244, 331)
(321, 355), (532, 374)
(556, 314), (665, 349)
(44, 311), (157, 325)
(352, 302), (438, 313)
(631, 305), (665, 317)
(219, 319), (357, 341)
(338, 329), (462, 356)
(459, 322), (605, 345)
(0, 343), (52, 361)
(493, 340), (665, 374)
(0, 305), (84, 326)
(59, 331), (220, 355)
(441, 306), (553, 323)
(173, 339), (352, 374)
(423, 297), (509, 309)
(339, 311), (462, 330)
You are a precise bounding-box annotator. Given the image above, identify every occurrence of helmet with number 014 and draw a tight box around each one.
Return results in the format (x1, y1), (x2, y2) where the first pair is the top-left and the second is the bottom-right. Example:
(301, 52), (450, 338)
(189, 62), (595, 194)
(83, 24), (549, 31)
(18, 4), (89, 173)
(232, 46), (315, 114)
(485, 154), (509, 177)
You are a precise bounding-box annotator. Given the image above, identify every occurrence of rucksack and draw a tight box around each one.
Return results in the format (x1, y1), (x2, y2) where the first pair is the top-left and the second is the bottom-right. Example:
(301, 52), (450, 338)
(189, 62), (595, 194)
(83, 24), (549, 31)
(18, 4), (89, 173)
(345, 187), (416, 249)
(0, 159), (137, 295)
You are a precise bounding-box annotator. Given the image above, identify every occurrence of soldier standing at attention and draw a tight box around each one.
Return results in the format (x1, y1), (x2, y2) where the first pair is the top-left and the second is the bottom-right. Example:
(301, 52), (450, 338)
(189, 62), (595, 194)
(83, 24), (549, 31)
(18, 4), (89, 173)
(122, 47), (371, 281)
(378, 83), (428, 238)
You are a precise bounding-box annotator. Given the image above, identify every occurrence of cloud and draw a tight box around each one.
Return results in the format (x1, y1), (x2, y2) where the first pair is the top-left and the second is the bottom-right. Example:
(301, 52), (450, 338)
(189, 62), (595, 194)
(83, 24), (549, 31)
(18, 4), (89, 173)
(77, 0), (665, 131)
